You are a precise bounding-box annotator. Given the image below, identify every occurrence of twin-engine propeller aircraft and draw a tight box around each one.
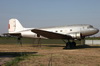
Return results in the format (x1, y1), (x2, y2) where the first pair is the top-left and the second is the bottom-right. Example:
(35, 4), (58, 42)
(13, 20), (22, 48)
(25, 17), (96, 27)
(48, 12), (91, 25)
(4, 19), (99, 49)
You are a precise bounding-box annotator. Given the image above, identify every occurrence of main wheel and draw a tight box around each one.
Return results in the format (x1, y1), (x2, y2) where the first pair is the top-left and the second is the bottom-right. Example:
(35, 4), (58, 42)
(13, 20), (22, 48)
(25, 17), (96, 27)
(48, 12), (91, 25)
(63, 42), (71, 49)
(71, 42), (76, 48)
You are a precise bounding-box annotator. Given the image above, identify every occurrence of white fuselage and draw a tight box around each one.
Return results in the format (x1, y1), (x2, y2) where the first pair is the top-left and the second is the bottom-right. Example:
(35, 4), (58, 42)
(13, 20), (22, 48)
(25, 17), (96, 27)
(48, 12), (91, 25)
(18, 24), (99, 39)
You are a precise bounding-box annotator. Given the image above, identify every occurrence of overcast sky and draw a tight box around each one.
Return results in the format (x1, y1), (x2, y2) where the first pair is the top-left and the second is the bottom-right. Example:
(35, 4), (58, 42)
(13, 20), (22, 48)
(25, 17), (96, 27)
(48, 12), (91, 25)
(0, 0), (100, 36)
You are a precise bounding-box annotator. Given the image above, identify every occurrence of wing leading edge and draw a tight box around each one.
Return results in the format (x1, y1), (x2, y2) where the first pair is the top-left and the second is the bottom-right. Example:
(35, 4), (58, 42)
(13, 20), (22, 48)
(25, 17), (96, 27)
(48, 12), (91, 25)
(31, 29), (72, 39)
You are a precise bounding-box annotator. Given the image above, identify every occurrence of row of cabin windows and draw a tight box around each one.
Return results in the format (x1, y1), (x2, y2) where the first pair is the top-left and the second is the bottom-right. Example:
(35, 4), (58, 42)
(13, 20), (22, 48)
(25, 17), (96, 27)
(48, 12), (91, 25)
(55, 30), (62, 32)
(54, 29), (72, 33)
(51, 26), (91, 33)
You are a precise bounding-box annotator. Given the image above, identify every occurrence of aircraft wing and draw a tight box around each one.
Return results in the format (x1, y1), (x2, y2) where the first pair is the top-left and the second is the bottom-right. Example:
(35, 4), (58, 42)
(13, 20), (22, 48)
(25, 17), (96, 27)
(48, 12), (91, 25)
(31, 29), (72, 39)
(3, 33), (21, 37)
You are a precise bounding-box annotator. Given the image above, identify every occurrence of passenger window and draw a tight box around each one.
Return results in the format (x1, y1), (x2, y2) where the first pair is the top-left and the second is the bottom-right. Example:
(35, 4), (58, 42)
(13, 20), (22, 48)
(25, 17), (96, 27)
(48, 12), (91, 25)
(70, 29), (72, 31)
(55, 31), (58, 32)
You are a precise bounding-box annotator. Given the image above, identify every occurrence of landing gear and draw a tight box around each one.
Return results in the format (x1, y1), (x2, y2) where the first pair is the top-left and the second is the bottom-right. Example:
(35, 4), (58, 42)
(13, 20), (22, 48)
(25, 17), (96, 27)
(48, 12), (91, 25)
(17, 36), (22, 46)
(71, 41), (76, 48)
(63, 40), (76, 49)
(33, 38), (41, 47)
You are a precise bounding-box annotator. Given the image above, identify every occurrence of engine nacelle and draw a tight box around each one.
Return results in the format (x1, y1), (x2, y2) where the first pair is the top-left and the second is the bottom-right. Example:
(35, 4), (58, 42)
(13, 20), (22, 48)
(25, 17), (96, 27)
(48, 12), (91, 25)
(68, 32), (82, 39)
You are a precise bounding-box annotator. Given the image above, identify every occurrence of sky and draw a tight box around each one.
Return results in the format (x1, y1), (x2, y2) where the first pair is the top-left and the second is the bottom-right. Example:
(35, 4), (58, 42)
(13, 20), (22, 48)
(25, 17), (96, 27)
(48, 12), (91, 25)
(0, 0), (100, 36)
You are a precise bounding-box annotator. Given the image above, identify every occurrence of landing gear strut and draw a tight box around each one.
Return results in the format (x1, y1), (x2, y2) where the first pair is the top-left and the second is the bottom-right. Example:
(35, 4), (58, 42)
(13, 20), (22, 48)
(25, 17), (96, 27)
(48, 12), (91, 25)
(17, 36), (22, 46)
(63, 39), (76, 49)
(33, 38), (41, 47)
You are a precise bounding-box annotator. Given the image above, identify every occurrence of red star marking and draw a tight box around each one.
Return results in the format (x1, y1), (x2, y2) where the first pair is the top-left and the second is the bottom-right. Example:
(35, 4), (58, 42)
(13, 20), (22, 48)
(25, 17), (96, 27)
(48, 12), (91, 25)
(8, 24), (10, 29)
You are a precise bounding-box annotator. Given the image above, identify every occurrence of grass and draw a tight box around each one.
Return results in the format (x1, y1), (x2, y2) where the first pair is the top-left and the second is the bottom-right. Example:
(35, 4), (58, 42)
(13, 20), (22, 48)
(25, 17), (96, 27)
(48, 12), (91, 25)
(4, 54), (43, 66)
(0, 37), (100, 66)
(0, 37), (82, 44)
(4, 53), (28, 66)
(0, 37), (100, 44)
(5, 57), (24, 66)
(0, 44), (100, 66)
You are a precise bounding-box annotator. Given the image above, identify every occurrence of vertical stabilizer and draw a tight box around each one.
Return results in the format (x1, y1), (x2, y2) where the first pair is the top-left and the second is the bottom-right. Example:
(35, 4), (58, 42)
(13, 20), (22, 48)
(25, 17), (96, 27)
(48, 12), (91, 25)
(8, 19), (24, 33)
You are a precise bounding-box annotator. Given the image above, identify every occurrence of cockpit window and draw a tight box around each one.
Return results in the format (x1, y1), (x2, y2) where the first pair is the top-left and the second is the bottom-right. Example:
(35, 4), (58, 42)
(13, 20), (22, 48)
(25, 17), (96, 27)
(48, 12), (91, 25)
(87, 25), (93, 28)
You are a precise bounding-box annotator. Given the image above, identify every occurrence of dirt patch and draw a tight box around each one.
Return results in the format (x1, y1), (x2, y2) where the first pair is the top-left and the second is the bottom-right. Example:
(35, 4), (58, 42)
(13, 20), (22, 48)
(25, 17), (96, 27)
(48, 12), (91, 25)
(0, 44), (100, 66)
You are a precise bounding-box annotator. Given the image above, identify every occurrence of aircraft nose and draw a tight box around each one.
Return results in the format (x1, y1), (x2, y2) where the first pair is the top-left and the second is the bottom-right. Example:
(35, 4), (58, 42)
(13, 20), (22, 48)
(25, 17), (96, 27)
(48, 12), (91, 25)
(93, 28), (99, 34)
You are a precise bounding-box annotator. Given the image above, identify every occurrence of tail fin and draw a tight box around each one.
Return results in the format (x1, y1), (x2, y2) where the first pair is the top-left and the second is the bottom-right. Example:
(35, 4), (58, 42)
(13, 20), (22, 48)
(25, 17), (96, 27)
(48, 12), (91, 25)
(8, 19), (24, 33)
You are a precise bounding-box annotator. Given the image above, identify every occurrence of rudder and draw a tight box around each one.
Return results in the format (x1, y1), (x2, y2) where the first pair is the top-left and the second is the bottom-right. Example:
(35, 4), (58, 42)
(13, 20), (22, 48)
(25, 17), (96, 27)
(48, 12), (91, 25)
(8, 19), (24, 33)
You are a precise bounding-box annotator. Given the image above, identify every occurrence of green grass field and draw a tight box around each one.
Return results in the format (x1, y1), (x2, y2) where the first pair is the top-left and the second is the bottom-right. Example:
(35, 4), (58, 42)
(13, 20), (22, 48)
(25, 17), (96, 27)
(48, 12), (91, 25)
(0, 37), (81, 44)
(0, 37), (99, 45)
(0, 37), (63, 44)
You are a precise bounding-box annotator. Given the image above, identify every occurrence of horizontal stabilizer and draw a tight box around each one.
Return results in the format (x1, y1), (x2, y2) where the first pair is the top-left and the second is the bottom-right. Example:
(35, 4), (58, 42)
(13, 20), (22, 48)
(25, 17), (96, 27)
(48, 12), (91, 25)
(3, 33), (21, 37)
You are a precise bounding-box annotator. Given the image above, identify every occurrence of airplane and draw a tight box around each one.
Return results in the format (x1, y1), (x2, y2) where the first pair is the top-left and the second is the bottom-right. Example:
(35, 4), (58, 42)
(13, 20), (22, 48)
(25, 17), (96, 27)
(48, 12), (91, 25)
(4, 18), (99, 49)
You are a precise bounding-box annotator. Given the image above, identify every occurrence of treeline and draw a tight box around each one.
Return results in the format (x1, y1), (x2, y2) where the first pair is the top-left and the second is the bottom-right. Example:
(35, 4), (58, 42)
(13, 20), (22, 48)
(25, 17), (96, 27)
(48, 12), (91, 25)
(86, 37), (100, 40)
